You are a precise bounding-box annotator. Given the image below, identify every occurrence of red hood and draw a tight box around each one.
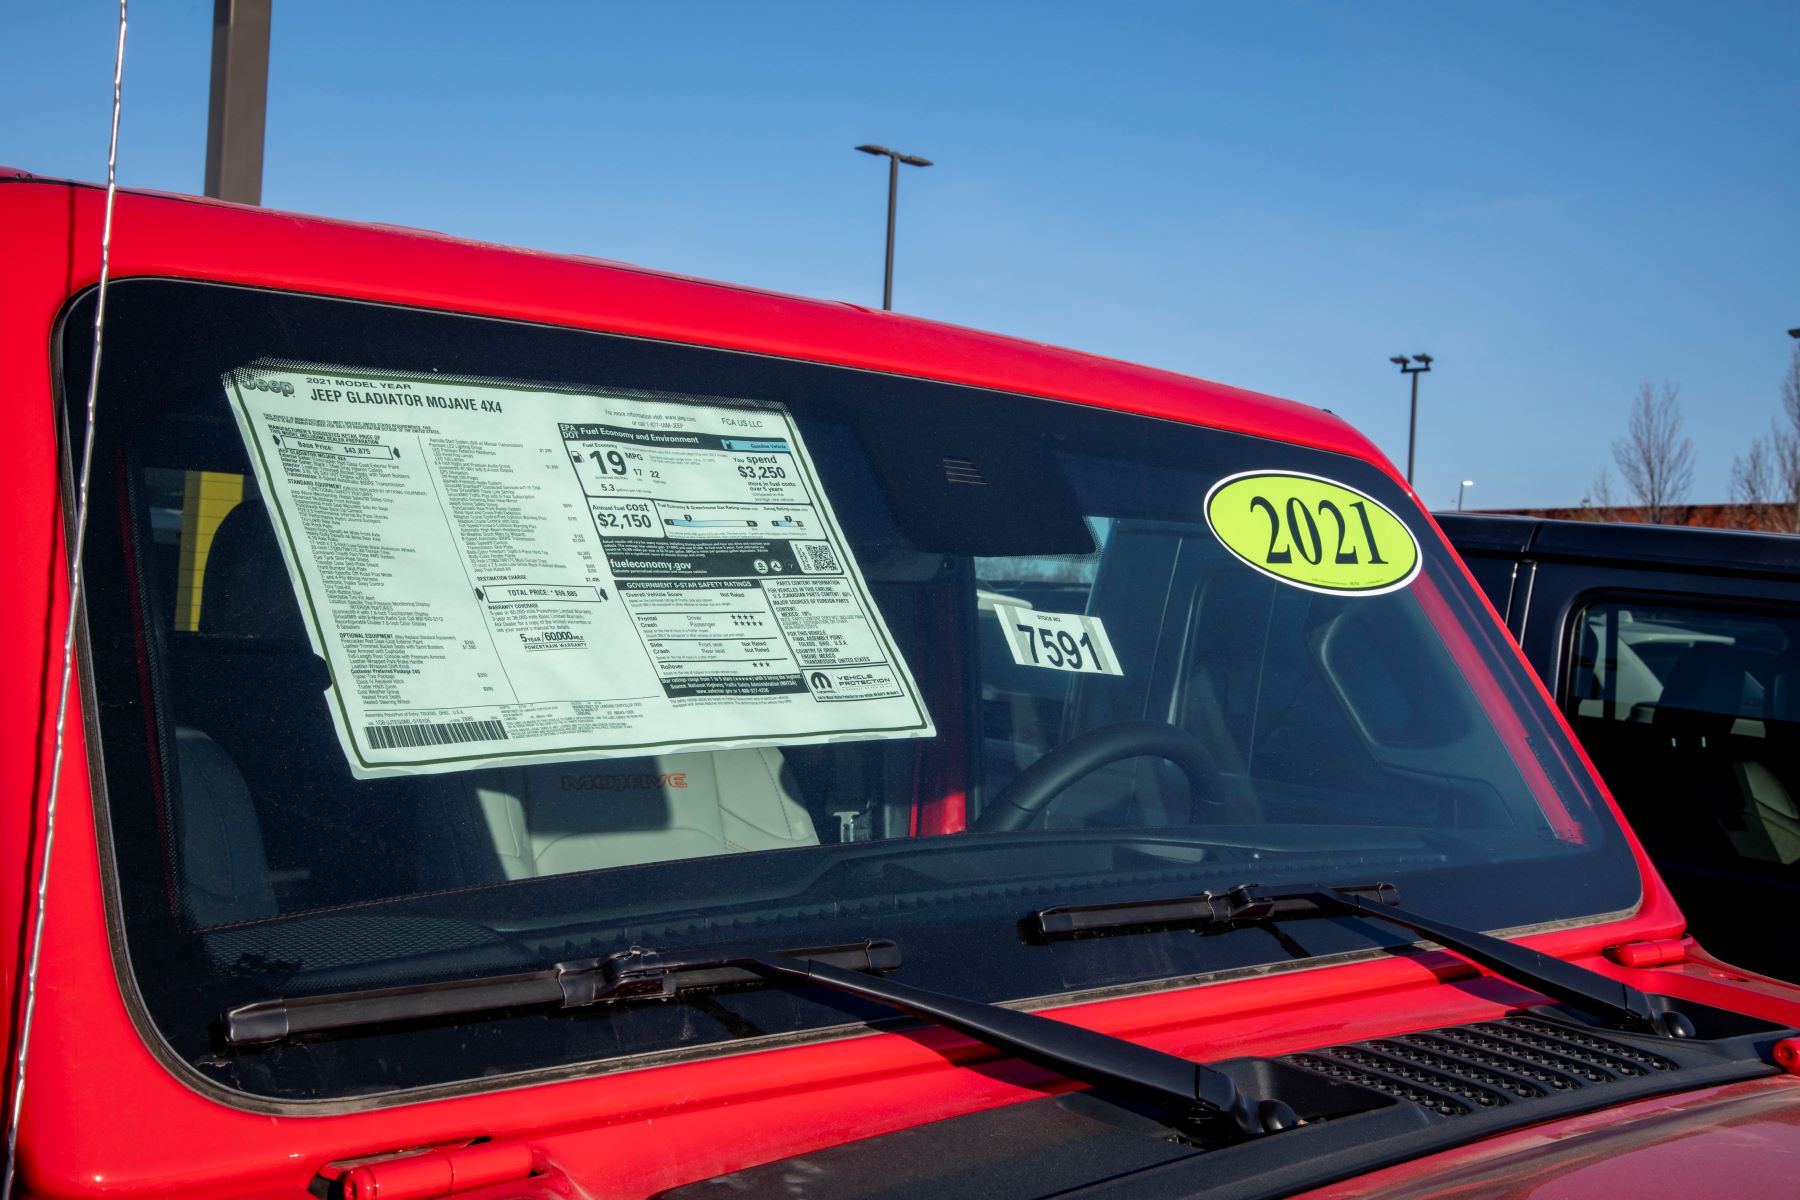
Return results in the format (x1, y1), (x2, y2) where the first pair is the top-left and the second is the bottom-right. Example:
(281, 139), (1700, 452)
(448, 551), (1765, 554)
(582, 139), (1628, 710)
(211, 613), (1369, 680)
(1295, 1076), (1800, 1199)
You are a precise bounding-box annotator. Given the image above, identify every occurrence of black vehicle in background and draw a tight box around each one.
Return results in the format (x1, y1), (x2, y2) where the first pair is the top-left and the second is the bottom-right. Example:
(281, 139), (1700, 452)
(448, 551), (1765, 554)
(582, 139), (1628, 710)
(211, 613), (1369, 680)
(1439, 513), (1800, 981)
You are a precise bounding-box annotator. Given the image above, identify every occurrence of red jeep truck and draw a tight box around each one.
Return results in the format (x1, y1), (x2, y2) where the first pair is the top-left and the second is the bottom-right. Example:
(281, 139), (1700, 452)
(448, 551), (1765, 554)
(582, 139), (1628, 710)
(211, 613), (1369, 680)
(5, 168), (1800, 1200)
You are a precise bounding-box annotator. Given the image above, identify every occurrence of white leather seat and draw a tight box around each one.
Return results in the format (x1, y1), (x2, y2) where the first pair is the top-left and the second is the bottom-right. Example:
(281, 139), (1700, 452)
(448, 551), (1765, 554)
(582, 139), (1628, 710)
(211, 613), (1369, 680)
(465, 747), (819, 879)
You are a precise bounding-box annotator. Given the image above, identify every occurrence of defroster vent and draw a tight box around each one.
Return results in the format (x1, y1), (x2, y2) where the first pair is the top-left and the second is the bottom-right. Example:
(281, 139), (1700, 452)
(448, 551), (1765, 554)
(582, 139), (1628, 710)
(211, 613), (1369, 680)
(942, 456), (987, 486)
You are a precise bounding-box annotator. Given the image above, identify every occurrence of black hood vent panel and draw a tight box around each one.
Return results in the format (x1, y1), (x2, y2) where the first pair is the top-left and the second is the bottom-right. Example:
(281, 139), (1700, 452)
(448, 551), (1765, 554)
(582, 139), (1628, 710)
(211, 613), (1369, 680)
(1285, 1015), (1682, 1120)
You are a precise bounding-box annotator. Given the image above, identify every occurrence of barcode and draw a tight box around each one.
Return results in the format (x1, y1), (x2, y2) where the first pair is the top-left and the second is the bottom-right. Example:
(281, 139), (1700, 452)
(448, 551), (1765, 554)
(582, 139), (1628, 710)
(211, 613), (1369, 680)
(365, 719), (509, 750)
(795, 542), (841, 573)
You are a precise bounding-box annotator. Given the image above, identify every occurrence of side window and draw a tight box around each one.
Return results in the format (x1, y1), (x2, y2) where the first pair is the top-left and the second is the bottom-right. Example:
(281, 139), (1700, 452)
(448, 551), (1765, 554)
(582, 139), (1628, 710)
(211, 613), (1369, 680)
(1563, 599), (1800, 871)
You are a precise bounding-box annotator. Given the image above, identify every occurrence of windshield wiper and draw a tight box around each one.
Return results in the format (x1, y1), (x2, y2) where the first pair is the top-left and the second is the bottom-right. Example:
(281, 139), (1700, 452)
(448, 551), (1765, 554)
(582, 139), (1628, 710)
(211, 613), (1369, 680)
(1027, 882), (1696, 1039)
(224, 940), (904, 1045)
(225, 937), (1298, 1138)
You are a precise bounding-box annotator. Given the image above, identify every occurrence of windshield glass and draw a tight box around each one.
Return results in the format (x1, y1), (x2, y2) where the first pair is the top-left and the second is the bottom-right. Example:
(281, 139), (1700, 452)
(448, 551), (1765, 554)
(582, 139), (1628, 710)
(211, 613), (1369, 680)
(69, 280), (1640, 1103)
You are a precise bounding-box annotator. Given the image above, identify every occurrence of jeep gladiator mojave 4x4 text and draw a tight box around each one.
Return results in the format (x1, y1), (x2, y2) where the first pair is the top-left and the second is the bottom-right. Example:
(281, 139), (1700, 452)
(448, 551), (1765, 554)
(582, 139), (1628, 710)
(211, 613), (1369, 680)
(5, 169), (1800, 1200)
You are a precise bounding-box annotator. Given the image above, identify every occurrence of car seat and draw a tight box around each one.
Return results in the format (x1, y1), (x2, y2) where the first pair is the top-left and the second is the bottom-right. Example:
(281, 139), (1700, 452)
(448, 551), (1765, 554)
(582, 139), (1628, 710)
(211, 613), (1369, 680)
(461, 748), (819, 879)
(1650, 643), (1790, 864)
(1747, 652), (1800, 864)
(173, 725), (278, 925)
(173, 497), (820, 918)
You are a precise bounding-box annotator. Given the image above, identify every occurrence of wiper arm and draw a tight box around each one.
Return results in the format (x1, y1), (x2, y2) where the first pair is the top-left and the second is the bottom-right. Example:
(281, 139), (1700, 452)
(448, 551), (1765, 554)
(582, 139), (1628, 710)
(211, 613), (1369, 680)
(1028, 883), (1695, 1039)
(225, 937), (1298, 1138)
(739, 953), (1295, 1137)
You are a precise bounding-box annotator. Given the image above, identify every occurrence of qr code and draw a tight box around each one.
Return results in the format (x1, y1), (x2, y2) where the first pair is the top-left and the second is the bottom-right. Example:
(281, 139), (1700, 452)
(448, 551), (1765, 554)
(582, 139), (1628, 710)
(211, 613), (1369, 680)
(794, 541), (842, 574)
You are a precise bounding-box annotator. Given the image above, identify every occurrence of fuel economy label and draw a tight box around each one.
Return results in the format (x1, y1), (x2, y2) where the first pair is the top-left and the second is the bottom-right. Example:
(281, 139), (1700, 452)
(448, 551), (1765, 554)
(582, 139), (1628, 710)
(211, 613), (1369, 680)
(224, 362), (934, 779)
(1204, 471), (1421, 596)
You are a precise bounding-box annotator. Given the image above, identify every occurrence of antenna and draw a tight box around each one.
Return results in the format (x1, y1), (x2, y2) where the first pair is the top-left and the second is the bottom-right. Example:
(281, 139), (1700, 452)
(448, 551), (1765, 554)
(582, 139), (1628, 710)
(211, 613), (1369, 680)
(2, 4), (129, 1196)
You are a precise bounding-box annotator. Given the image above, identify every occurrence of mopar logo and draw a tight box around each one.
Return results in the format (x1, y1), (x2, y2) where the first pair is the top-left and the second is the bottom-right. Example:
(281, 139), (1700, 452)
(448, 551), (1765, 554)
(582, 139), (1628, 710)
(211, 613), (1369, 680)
(809, 671), (833, 690)
(243, 375), (295, 396)
(562, 772), (688, 792)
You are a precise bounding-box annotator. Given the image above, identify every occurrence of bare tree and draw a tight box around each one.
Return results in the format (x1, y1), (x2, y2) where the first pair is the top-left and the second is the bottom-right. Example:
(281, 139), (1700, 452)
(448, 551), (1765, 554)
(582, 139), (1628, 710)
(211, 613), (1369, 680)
(1581, 467), (1620, 521)
(1611, 382), (1693, 524)
(1780, 346), (1800, 532)
(1730, 434), (1785, 530)
(1728, 346), (1800, 533)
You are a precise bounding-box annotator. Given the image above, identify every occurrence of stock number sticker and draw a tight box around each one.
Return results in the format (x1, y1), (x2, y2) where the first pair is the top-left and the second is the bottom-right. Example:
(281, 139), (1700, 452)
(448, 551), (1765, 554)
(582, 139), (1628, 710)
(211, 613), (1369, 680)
(993, 604), (1125, 676)
(1205, 471), (1420, 596)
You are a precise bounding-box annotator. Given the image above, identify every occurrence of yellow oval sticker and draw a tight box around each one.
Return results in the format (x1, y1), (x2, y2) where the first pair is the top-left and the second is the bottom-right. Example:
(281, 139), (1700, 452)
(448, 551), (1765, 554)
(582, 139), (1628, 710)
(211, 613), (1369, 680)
(1205, 471), (1420, 595)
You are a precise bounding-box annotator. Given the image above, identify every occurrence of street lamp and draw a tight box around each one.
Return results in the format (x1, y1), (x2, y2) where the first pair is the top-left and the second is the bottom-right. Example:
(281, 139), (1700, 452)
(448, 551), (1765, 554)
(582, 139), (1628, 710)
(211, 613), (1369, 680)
(1389, 353), (1433, 485)
(855, 144), (932, 311)
(1458, 479), (1474, 511)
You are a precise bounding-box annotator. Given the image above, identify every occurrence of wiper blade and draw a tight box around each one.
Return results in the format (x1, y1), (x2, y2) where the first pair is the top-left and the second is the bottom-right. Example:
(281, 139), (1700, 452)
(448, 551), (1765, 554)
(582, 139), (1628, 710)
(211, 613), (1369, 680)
(1029, 882), (1402, 940)
(1028, 882), (1695, 1039)
(224, 940), (902, 1045)
(225, 937), (1298, 1138)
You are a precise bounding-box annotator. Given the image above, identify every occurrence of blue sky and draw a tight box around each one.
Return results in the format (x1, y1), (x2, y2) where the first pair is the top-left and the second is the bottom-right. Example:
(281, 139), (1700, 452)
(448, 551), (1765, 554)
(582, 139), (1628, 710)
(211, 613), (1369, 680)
(8, 2), (1798, 510)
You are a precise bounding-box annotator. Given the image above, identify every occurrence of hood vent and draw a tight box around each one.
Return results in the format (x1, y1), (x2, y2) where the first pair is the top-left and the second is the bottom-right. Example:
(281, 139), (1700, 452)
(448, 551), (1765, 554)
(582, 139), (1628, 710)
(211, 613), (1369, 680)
(1286, 1015), (1680, 1120)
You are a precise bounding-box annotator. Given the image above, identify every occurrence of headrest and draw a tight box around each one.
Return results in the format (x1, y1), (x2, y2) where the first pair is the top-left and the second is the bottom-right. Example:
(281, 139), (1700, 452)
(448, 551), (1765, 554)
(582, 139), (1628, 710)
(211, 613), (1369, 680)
(199, 499), (307, 639)
(1655, 643), (1752, 719)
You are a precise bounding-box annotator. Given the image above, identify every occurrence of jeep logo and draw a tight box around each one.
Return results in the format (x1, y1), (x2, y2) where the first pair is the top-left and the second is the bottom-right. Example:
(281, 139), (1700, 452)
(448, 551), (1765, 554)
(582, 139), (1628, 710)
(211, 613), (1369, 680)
(242, 375), (295, 396)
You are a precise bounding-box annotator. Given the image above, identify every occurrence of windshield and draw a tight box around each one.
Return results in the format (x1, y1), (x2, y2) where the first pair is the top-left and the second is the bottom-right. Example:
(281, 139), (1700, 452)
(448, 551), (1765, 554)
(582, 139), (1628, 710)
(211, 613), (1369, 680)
(68, 280), (1639, 1103)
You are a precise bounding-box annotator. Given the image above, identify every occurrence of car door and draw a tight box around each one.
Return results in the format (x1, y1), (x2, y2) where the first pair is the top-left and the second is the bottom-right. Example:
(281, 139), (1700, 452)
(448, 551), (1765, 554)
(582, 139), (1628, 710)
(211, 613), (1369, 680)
(1521, 560), (1800, 979)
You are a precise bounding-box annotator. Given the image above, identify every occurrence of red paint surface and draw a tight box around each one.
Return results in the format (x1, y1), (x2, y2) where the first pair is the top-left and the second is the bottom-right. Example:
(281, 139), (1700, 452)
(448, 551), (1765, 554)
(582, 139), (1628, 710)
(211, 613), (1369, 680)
(1, 172), (1796, 1199)
(1290, 1076), (1800, 1200)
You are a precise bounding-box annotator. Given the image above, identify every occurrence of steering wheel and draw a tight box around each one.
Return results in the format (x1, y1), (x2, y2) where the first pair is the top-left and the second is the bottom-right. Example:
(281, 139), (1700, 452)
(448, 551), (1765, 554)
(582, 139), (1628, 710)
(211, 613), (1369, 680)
(975, 720), (1221, 833)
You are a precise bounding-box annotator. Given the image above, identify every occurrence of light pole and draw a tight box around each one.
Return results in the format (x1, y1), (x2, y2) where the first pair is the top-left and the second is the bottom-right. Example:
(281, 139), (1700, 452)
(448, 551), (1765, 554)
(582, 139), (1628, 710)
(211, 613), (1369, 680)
(205, 0), (272, 205)
(1389, 354), (1433, 485)
(1457, 479), (1474, 511)
(855, 144), (932, 311)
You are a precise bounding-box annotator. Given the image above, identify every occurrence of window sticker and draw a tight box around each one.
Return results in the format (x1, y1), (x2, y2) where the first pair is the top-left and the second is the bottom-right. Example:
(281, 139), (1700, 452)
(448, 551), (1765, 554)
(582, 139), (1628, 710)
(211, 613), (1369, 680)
(994, 604), (1123, 675)
(223, 363), (934, 778)
(1204, 470), (1420, 596)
